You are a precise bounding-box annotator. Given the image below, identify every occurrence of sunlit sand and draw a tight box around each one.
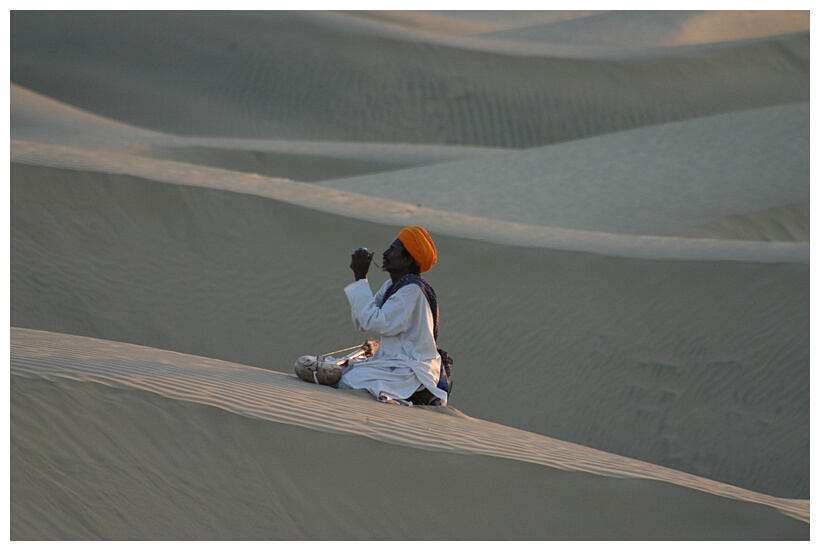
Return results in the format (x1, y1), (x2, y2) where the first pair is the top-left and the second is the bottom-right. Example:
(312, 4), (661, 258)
(10, 10), (809, 540)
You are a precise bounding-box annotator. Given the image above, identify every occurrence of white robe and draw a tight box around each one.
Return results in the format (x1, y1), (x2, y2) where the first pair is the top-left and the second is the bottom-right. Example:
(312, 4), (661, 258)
(341, 278), (448, 405)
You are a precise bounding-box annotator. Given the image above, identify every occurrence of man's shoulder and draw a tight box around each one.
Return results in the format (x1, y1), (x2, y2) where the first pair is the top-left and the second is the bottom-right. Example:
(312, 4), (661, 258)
(391, 280), (429, 303)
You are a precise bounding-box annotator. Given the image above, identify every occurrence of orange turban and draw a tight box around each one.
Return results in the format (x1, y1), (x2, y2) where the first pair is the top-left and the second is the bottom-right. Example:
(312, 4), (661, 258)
(398, 226), (437, 273)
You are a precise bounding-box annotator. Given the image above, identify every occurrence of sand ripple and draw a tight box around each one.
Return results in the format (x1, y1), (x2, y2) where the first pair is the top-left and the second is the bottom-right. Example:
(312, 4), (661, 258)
(11, 327), (809, 528)
(10, 11), (809, 538)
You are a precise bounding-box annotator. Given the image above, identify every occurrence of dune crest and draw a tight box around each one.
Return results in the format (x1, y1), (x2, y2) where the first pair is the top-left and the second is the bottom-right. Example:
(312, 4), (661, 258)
(10, 140), (808, 264)
(11, 12), (808, 145)
(11, 10), (809, 539)
(10, 327), (809, 539)
(669, 10), (810, 46)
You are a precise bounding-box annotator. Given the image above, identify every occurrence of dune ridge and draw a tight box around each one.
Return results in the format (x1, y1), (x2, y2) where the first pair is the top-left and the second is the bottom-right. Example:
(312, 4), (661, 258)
(12, 82), (809, 245)
(9, 141), (808, 264)
(471, 10), (811, 50)
(10, 10), (809, 539)
(13, 373), (808, 540)
(12, 150), (809, 498)
(273, 10), (810, 58)
(11, 12), (809, 147)
(10, 328), (810, 537)
(315, 102), (810, 238)
(11, 83), (509, 164)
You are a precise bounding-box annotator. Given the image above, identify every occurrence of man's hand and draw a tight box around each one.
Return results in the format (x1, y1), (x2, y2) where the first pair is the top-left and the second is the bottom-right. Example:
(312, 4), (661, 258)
(350, 248), (373, 281)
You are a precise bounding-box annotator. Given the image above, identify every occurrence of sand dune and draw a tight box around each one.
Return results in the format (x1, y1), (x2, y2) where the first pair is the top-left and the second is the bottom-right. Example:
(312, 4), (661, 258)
(11, 84), (809, 242)
(10, 150), (810, 499)
(10, 328), (809, 539)
(11, 83), (508, 182)
(11, 11), (809, 146)
(10, 10), (809, 540)
(473, 10), (810, 49)
(316, 103), (810, 238)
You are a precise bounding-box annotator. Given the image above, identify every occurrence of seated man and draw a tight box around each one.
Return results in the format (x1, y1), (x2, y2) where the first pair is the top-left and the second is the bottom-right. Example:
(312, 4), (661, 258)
(295, 226), (449, 406)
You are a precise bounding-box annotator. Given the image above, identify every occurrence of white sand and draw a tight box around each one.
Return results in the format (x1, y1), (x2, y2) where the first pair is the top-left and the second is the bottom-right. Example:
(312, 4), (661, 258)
(10, 10), (809, 540)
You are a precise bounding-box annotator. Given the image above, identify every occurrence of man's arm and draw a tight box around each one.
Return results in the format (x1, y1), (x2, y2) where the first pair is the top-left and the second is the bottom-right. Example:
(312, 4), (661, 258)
(345, 281), (417, 337)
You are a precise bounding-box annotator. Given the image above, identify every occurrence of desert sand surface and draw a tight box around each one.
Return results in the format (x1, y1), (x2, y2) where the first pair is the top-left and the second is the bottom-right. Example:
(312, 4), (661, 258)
(10, 10), (809, 540)
(10, 327), (809, 539)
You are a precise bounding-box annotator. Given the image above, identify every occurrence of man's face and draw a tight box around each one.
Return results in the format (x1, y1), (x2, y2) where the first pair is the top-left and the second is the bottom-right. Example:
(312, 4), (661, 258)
(381, 238), (412, 272)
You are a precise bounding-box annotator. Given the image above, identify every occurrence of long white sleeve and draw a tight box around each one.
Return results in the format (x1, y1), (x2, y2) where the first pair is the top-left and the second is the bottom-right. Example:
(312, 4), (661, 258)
(344, 279), (413, 336)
